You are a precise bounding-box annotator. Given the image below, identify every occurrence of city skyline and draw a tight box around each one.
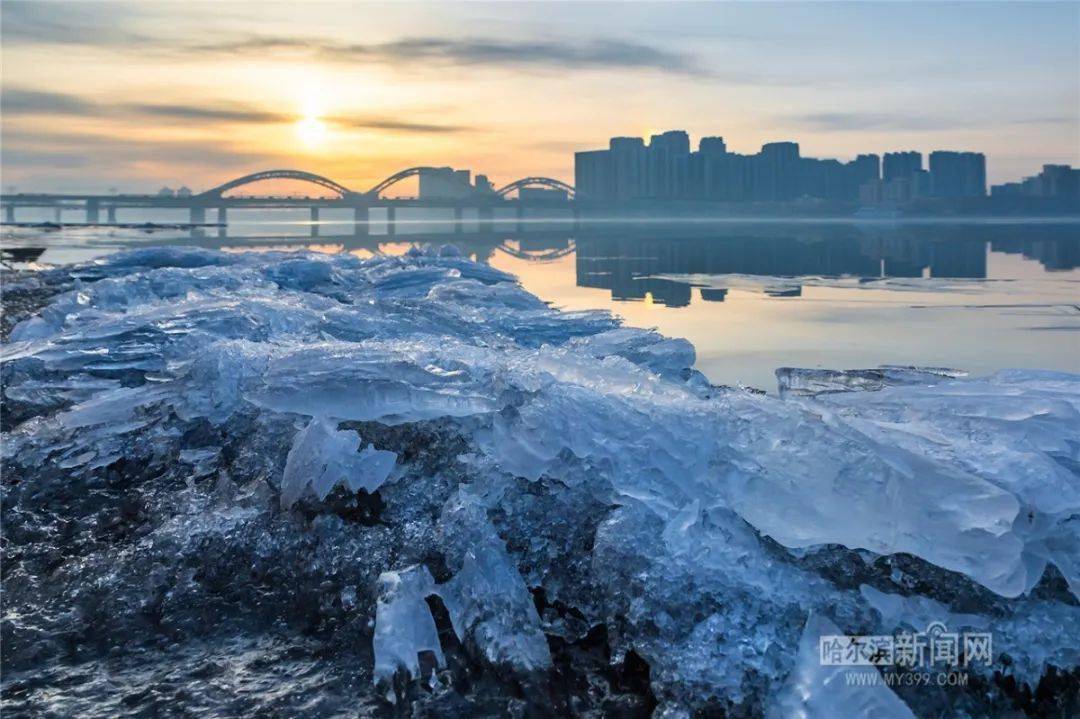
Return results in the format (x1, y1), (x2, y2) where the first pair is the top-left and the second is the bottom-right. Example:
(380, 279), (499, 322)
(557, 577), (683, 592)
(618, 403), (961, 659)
(2, 126), (1075, 201)
(2, 1), (1078, 193)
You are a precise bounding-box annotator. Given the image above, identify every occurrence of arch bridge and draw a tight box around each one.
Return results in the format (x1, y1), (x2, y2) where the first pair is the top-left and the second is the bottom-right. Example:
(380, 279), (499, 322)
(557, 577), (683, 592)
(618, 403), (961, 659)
(195, 168), (576, 203)
(495, 177), (576, 200)
(0, 168), (579, 229)
(363, 166), (441, 199)
(495, 239), (577, 262)
(199, 170), (357, 199)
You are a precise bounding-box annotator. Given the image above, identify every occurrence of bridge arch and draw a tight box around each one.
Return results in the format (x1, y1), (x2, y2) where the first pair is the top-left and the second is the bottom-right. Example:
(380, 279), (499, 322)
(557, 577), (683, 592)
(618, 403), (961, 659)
(495, 240), (577, 262)
(495, 177), (575, 200)
(199, 170), (356, 199)
(364, 167), (441, 198)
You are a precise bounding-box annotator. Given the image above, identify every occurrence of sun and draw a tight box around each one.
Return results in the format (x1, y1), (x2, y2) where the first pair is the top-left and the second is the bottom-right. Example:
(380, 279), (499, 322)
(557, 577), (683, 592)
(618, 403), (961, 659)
(295, 115), (328, 148)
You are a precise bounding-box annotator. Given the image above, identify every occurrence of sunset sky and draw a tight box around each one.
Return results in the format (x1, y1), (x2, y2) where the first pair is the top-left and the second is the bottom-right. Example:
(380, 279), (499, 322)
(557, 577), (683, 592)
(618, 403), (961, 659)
(2, 1), (1077, 194)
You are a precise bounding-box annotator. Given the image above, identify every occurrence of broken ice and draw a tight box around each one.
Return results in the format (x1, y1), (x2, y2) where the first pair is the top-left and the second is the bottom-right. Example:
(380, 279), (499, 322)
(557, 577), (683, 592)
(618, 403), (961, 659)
(3, 246), (1078, 716)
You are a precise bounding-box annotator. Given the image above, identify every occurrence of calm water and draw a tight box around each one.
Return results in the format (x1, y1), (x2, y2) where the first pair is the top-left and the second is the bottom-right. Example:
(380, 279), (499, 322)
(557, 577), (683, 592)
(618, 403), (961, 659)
(3, 209), (1077, 391)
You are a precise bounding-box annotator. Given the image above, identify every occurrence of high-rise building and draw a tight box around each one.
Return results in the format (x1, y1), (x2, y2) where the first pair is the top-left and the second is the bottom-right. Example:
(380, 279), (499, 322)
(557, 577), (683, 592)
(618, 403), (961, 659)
(859, 179), (884, 205)
(1039, 164), (1080, 197)
(846, 154), (881, 198)
(878, 153), (929, 203)
(609, 137), (647, 201)
(690, 137), (734, 200)
(418, 167), (493, 199)
(699, 137), (727, 156)
(572, 133), (996, 206)
(754, 142), (800, 201)
(991, 164), (1080, 198)
(575, 150), (614, 200)
(929, 151), (986, 198)
(798, 158), (847, 200)
(647, 131), (691, 198)
(883, 151), (923, 181)
(910, 169), (931, 198)
(419, 167), (468, 199)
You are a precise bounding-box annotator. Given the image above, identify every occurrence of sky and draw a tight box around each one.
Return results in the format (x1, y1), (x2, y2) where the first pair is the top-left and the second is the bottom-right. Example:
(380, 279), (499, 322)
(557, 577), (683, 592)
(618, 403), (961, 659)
(1, 0), (1077, 193)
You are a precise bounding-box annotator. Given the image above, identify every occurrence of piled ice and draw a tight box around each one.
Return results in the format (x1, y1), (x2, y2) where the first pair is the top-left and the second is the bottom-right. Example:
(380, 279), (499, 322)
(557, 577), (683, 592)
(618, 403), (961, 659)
(3, 247), (1079, 716)
(768, 613), (916, 719)
(770, 367), (1080, 599)
(281, 418), (396, 509)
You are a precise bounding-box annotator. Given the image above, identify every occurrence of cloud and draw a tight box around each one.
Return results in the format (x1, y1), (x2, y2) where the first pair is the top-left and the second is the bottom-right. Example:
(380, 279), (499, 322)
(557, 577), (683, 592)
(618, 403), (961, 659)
(2, 1), (707, 79)
(192, 35), (704, 75)
(1, 88), (98, 115)
(323, 115), (471, 134)
(1, 128), (268, 167)
(127, 103), (290, 124)
(1, 88), (288, 124)
(1, 87), (471, 133)
(0, 0), (150, 46)
(789, 112), (1078, 133)
(789, 113), (960, 132)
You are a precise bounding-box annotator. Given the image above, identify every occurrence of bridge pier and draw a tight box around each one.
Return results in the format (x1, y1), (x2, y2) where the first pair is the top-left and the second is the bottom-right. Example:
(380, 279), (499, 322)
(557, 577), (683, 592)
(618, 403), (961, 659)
(478, 206), (494, 233)
(54, 206), (63, 223)
(189, 207), (206, 225)
(386, 206), (396, 236)
(86, 199), (99, 224)
(310, 207), (320, 237)
(107, 206), (117, 224)
(354, 206), (369, 236)
(515, 204), (525, 233)
(3, 205), (13, 223)
(454, 207), (463, 234)
(218, 207), (227, 225)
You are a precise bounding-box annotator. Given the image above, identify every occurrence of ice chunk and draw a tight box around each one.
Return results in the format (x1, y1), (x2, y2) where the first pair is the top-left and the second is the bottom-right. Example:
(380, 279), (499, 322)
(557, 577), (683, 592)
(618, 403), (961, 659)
(280, 417), (396, 508)
(768, 613), (915, 719)
(371, 493), (552, 681)
(437, 491), (552, 672)
(776, 366), (967, 398)
(859, 585), (988, 632)
(372, 565), (444, 688)
(565, 327), (699, 381)
(248, 340), (502, 425)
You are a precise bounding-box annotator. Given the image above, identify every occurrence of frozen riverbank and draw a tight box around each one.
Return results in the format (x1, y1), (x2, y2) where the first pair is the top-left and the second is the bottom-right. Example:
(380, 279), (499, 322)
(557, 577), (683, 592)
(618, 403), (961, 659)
(2, 247), (1078, 717)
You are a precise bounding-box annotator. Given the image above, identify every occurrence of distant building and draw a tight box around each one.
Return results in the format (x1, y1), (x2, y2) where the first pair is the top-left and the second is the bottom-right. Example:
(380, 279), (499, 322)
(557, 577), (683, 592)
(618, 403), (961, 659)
(579, 132), (821, 203)
(575, 149), (614, 201)
(418, 167), (491, 199)
(929, 151), (986, 197)
(859, 179), (885, 205)
(609, 137), (648, 201)
(846, 154), (881, 200)
(573, 132), (998, 206)
(991, 164), (1080, 198)
(756, 142), (801, 201)
(910, 169), (932, 198)
(883, 151), (923, 181)
(1040, 164), (1080, 197)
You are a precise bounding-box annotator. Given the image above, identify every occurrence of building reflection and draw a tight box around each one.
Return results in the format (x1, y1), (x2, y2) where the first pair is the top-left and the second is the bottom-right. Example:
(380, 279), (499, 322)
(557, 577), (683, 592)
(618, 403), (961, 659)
(571, 223), (1077, 306)
(89, 218), (1076, 310)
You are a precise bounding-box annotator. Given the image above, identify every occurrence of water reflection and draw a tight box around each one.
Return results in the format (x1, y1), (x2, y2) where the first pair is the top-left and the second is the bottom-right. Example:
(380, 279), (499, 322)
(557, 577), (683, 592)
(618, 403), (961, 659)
(572, 223), (1075, 307)
(4, 219), (1077, 389)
